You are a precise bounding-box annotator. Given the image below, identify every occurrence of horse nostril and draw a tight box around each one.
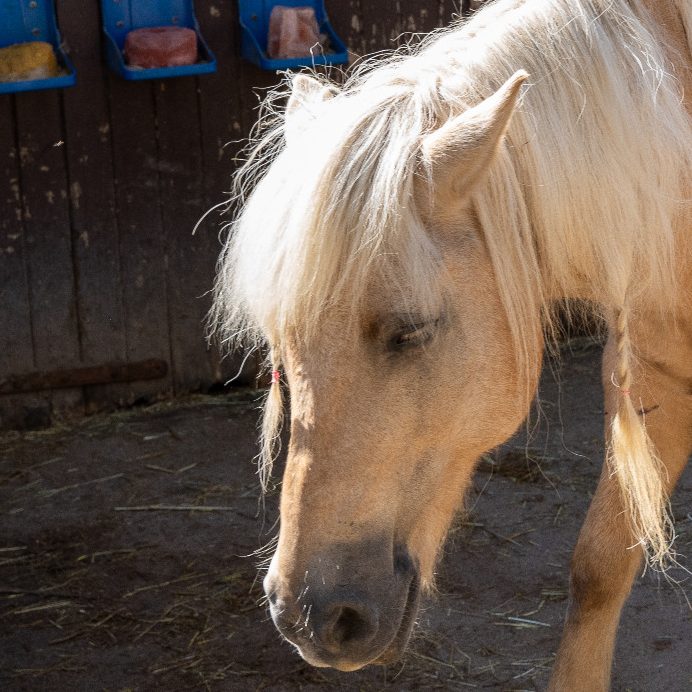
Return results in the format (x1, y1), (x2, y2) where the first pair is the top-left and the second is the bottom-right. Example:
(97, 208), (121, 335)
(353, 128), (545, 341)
(323, 604), (378, 649)
(333, 607), (365, 644)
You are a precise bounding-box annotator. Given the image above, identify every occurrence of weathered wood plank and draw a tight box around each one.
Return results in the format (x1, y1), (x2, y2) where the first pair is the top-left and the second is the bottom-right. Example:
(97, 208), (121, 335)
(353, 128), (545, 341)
(107, 76), (173, 404)
(0, 98), (31, 374)
(0, 359), (167, 395)
(13, 88), (83, 421)
(0, 96), (44, 429)
(196, 0), (258, 386)
(58, 0), (128, 414)
(396, 0), (451, 36)
(359, 0), (399, 52)
(153, 77), (214, 393)
(329, 1), (367, 60)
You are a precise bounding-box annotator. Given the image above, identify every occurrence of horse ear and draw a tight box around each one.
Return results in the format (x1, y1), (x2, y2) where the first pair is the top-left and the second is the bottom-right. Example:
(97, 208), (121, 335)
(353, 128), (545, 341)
(421, 70), (528, 198)
(285, 74), (337, 144)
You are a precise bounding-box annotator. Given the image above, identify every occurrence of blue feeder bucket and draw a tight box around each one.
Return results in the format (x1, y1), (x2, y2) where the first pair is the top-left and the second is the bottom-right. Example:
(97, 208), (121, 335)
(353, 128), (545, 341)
(101, 0), (216, 80)
(238, 0), (348, 70)
(0, 0), (76, 94)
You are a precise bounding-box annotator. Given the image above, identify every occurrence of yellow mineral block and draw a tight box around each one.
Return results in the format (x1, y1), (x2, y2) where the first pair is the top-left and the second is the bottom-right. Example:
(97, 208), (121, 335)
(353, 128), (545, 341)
(0, 42), (59, 82)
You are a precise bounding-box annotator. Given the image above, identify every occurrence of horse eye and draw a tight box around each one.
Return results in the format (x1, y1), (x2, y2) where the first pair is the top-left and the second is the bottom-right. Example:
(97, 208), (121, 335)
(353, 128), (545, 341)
(389, 320), (438, 351)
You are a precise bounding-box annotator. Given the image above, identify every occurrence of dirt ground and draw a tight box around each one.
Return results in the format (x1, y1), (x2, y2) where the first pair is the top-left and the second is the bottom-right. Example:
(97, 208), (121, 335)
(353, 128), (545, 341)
(1, 340), (690, 691)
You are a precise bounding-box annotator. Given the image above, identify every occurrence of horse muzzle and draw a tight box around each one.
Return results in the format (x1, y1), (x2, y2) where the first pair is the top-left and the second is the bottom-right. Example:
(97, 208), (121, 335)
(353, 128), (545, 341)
(263, 543), (420, 671)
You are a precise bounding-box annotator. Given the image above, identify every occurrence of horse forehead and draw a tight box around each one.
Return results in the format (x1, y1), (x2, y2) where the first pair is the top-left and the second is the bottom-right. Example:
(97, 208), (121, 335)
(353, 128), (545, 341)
(282, 279), (397, 349)
(283, 321), (358, 369)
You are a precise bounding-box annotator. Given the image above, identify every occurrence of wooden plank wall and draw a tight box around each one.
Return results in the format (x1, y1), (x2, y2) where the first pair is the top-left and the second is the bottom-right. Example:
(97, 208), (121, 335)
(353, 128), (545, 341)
(0, 1), (469, 430)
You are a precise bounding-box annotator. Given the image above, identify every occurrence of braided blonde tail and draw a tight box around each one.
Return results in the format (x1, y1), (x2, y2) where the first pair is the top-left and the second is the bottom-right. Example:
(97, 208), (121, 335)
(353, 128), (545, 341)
(608, 308), (673, 567)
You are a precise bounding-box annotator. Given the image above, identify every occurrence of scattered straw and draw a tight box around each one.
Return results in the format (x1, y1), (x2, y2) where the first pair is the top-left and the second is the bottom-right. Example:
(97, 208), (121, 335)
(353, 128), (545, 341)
(9, 600), (79, 615)
(114, 504), (237, 512)
(40, 474), (124, 497)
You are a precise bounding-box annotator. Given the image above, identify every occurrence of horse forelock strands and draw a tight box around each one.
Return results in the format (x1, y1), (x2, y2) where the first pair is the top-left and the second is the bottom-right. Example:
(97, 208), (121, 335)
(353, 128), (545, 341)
(213, 0), (692, 557)
(212, 71), (445, 352)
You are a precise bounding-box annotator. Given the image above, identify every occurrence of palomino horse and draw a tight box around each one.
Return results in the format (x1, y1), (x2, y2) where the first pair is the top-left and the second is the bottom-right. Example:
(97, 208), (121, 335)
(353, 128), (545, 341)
(214, 0), (692, 688)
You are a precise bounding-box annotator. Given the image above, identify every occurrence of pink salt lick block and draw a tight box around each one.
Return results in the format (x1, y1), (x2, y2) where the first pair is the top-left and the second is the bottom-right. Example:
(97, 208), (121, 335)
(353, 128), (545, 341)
(124, 26), (198, 69)
(267, 6), (321, 59)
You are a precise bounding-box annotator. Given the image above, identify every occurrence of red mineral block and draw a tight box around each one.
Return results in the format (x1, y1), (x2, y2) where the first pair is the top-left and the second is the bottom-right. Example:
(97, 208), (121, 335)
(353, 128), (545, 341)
(267, 6), (321, 59)
(124, 26), (198, 68)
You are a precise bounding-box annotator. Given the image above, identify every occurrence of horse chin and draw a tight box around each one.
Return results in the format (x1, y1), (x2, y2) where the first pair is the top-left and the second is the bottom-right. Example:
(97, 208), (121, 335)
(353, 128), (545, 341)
(297, 650), (368, 673)
(295, 573), (422, 672)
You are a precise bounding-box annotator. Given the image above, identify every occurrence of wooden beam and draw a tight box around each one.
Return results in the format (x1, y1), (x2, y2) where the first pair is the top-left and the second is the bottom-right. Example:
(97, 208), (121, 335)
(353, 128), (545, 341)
(0, 360), (168, 395)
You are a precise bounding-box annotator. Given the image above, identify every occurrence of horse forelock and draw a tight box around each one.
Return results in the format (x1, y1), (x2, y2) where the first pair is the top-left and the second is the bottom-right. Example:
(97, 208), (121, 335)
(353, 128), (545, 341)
(212, 67), (451, 355)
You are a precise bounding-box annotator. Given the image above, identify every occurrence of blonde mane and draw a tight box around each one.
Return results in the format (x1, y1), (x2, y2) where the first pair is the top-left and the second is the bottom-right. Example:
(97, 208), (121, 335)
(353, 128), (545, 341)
(213, 0), (692, 563)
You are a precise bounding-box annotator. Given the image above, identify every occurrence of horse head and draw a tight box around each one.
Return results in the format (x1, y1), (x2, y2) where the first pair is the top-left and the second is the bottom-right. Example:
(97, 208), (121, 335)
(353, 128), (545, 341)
(247, 71), (541, 670)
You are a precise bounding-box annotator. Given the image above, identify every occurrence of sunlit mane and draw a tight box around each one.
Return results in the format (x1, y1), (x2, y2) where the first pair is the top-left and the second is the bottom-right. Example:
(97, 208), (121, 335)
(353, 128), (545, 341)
(214, 0), (690, 350)
(213, 0), (692, 563)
